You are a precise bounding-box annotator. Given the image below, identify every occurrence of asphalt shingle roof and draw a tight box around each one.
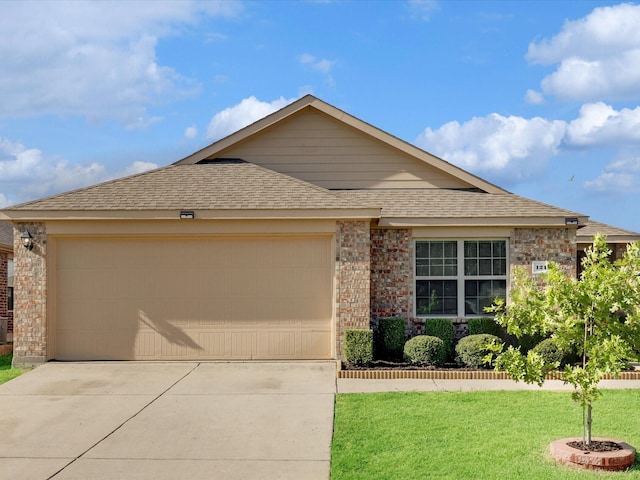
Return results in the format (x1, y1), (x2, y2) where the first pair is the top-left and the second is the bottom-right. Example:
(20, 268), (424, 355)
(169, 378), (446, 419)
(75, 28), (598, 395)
(335, 189), (585, 219)
(576, 221), (640, 240)
(5, 161), (367, 212)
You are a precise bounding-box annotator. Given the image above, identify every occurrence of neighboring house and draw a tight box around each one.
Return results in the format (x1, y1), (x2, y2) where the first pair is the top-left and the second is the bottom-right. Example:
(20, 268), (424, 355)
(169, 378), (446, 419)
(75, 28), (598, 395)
(2, 95), (639, 367)
(0, 221), (13, 341)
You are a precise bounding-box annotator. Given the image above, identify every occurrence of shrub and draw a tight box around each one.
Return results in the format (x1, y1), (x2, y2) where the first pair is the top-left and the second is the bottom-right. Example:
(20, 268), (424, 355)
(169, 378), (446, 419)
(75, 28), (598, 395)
(467, 317), (503, 337)
(423, 318), (455, 357)
(344, 329), (373, 366)
(403, 335), (446, 366)
(455, 334), (501, 368)
(531, 338), (575, 367)
(376, 317), (405, 360)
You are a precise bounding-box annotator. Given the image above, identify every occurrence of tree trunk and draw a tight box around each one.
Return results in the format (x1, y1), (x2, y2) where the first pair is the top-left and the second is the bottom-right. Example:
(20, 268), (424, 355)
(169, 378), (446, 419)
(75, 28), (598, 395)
(586, 402), (592, 447)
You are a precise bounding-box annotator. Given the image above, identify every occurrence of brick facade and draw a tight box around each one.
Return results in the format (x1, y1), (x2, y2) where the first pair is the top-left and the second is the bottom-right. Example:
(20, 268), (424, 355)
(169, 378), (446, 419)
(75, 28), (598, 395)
(509, 227), (577, 278)
(335, 221), (370, 356)
(12, 222), (47, 367)
(0, 252), (7, 320)
(370, 228), (415, 335)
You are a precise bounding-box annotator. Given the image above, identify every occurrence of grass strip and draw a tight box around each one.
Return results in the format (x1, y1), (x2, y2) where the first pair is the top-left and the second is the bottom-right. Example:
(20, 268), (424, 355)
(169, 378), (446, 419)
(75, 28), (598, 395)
(331, 389), (640, 479)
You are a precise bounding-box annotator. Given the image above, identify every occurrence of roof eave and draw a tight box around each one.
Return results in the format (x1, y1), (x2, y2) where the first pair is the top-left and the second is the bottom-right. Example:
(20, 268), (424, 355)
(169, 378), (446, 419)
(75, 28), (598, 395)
(379, 216), (589, 228)
(0, 208), (381, 222)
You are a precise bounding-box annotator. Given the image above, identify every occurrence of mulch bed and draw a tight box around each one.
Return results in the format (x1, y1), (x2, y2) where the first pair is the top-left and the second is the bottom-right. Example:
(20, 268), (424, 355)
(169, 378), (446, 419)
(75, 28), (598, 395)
(342, 360), (487, 371)
(567, 440), (623, 452)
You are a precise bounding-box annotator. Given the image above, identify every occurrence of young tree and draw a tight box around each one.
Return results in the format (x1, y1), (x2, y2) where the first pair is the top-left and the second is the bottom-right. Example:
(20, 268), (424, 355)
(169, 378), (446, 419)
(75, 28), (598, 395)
(486, 234), (640, 446)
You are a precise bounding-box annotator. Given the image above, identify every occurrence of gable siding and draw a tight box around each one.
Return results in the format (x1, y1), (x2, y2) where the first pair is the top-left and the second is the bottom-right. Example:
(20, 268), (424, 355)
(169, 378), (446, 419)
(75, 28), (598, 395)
(214, 110), (474, 190)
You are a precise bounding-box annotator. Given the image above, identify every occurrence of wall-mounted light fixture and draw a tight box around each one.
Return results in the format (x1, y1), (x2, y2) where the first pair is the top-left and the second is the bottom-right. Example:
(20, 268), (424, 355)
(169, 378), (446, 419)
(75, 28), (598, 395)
(180, 210), (195, 219)
(21, 230), (34, 250)
(565, 217), (579, 226)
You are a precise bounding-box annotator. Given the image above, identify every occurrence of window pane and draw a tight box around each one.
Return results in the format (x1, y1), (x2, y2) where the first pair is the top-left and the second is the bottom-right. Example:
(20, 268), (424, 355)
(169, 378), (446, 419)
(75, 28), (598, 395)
(465, 280), (506, 316)
(464, 241), (477, 258)
(431, 242), (443, 258)
(416, 259), (429, 276)
(479, 259), (492, 275)
(479, 241), (492, 258)
(464, 259), (477, 275)
(416, 280), (457, 315)
(493, 259), (506, 276)
(416, 242), (429, 258)
(493, 241), (506, 257)
(7, 287), (13, 311)
(444, 241), (457, 258)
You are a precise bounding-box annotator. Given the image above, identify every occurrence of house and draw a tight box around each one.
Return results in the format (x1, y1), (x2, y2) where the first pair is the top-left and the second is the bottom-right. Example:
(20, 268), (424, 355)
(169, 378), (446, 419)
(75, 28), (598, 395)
(2, 95), (639, 367)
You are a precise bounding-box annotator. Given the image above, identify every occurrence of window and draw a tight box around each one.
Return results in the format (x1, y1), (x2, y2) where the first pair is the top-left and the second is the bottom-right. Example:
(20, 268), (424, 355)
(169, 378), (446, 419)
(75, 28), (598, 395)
(7, 259), (13, 311)
(416, 240), (507, 317)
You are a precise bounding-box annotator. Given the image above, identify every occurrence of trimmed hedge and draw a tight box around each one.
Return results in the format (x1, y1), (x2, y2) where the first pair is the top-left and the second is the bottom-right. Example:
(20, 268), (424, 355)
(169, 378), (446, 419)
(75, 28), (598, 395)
(531, 338), (576, 367)
(404, 335), (446, 366)
(344, 329), (373, 366)
(455, 334), (501, 368)
(423, 318), (455, 357)
(376, 317), (405, 360)
(467, 317), (503, 337)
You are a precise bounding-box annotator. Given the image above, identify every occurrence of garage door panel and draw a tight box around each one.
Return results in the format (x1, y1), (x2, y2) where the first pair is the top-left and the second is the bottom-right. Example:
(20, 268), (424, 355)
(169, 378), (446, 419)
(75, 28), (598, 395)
(55, 236), (333, 360)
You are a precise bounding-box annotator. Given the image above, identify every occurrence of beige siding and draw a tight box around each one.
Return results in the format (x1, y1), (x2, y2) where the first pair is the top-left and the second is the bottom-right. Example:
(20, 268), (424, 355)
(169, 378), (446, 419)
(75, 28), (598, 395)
(53, 235), (333, 360)
(215, 109), (474, 189)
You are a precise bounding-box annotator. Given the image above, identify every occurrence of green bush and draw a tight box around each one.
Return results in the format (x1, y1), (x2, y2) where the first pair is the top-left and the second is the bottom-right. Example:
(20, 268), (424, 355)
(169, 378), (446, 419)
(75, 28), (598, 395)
(376, 317), (405, 360)
(403, 335), (446, 366)
(530, 338), (575, 367)
(467, 317), (503, 337)
(455, 334), (501, 368)
(423, 318), (455, 357)
(344, 329), (373, 366)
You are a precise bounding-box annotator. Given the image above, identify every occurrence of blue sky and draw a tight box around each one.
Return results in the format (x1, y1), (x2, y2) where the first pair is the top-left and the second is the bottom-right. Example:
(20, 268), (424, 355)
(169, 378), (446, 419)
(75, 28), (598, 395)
(1, 0), (640, 232)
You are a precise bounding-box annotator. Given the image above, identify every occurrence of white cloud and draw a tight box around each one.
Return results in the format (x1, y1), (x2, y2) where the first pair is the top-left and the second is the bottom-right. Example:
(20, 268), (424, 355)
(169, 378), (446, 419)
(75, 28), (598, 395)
(0, 137), (157, 206)
(408, 0), (439, 21)
(524, 89), (545, 105)
(298, 53), (336, 74)
(416, 113), (566, 183)
(526, 3), (640, 101)
(205, 96), (296, 141)
(0, 1), (242, 125)
(565, 103), (640, 147)
(184, 125), (198, 139)
(584, 154), (640, 194)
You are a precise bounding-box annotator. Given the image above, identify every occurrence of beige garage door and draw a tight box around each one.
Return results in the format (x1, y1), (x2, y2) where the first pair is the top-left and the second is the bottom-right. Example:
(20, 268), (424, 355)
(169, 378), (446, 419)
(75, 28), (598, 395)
(54, 236), (333, 360)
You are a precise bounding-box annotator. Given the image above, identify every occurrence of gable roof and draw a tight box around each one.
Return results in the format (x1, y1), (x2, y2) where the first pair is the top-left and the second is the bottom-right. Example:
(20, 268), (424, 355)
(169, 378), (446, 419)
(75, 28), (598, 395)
(576, 220), (640, 244)
(337, 189), (587, 227)
(175, 95), (508, 194)
(0, 161), (379, 221)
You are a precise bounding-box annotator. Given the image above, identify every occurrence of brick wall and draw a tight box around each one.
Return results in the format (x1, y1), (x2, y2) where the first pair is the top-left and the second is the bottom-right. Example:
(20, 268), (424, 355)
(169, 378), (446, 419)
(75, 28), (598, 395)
(0, 252), (6, 320)
(335, 221), (370, 356)
(12, 222), (48, 367)
(510, 227), (577, 278)
(370, 228), (414, 336)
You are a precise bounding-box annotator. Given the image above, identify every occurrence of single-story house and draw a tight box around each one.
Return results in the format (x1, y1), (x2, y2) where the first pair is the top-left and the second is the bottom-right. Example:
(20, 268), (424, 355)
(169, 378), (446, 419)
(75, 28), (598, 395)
(0, 221), (13, 342)
(2, 95), (639, 367)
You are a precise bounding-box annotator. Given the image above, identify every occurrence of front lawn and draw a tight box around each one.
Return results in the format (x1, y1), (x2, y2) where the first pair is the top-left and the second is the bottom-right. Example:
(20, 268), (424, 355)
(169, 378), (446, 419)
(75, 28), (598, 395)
(331, 390), (640, 479)
(0, 354), (23, 384)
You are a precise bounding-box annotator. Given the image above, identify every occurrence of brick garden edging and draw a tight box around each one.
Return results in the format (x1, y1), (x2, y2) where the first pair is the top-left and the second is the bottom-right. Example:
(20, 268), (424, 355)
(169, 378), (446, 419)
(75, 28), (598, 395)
(550, 438), (636, 471)
(337, 368), (640, 380)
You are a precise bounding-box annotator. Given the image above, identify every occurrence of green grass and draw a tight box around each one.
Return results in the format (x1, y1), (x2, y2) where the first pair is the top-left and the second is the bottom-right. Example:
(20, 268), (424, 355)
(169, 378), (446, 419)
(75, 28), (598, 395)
(331, 389), (640, 479)
(0, 354), (23, 384)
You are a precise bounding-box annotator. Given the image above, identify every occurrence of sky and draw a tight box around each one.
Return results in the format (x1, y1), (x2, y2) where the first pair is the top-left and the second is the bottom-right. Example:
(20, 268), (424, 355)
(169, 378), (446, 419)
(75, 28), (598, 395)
(1, 0), (640, 232)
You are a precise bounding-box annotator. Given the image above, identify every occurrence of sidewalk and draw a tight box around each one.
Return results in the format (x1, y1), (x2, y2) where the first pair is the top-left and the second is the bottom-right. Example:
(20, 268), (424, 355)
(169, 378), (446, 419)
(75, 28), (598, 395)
(337, 378), (640, 393)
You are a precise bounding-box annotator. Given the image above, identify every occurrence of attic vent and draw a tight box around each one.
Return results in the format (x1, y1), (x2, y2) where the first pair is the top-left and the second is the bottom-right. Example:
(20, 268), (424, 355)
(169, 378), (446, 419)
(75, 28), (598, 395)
(196, 158), (247, 165)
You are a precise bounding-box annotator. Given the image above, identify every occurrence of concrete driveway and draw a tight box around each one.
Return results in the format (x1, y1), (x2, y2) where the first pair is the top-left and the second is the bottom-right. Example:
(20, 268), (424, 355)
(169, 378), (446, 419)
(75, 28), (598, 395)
(0, 361), (337, 480)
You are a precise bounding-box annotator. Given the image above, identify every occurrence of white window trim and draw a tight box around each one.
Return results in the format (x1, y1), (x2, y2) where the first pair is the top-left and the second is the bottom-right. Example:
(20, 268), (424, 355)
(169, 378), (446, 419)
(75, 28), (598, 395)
(414, 239), (509, 318)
